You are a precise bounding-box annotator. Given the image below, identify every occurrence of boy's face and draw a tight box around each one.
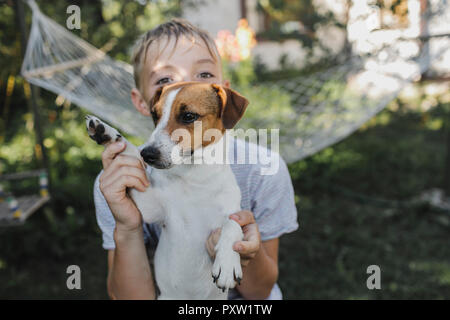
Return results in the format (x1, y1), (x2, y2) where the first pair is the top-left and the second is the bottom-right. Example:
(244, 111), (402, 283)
(131, 35), (227, 116)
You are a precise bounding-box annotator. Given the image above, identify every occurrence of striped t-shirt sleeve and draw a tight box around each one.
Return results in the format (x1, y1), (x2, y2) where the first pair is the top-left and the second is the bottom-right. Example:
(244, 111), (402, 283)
(93, 172), (116, 250)
(249, 155), (299, 241)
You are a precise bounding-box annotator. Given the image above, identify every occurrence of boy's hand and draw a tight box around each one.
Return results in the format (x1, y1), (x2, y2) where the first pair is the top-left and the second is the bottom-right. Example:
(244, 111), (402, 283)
(229, 211), (261, 267)
(206, 210), (261, 268)
(99, 141), (150, 232)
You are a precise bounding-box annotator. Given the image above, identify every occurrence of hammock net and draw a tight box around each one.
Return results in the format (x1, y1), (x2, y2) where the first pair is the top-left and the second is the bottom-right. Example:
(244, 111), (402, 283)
(21, 0), (450, 164)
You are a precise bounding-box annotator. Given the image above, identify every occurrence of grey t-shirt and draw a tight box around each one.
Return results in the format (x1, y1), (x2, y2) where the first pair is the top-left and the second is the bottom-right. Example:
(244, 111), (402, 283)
(93, 137), (299, 299)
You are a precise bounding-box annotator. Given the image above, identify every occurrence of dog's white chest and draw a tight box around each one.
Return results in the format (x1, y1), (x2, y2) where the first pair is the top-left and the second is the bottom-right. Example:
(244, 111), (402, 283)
(139, 165), (242, 299)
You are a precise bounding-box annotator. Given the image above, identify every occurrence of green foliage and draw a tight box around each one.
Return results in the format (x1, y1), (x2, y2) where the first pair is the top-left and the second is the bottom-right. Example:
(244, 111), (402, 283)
(222, 59), (256, 87)
(222, 58), (294, 131)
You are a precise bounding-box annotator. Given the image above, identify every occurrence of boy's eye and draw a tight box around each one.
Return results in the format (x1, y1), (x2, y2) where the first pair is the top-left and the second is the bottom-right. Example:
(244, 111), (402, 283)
(179, 112), (200, 124)
(156, 77), (172, 85)
(199, 72), (214, 79)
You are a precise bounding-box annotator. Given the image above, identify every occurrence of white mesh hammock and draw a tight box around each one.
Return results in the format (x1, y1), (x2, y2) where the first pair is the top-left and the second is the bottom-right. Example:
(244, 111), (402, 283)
(21, 0), (450, 164)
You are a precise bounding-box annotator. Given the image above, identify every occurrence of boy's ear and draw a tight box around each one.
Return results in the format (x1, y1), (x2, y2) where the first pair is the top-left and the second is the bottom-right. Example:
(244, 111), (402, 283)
(131, 88), (150, 116)
(212, 84), (249, 129)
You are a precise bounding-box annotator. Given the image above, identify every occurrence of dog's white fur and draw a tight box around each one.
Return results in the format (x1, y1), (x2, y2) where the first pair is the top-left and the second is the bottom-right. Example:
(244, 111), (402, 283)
(86, 87), (243, 299)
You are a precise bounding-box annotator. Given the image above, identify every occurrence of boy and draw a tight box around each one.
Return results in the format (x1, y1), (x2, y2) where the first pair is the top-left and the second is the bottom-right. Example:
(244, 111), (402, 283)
(94, 19), (298, 300)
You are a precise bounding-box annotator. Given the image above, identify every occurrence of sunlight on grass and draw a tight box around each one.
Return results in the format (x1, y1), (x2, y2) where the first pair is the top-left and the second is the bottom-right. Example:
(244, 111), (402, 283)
(360, 110), (392, 130)
(347, 295), (372, 300)
(424, 118), (443, 131)
(0, 259), (6, 270)
(409, 261), (450, 285)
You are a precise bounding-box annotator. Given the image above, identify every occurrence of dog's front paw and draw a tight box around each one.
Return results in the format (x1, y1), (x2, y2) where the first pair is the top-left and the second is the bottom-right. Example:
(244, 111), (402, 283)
(212, 247), (242, 292)
(85, 115), (121, 145)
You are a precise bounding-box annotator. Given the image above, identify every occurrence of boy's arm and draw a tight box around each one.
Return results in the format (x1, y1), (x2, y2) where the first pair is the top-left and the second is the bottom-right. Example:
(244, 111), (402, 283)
(107, 226), (156, 300)
(97, 141), (156, 299)
(238, 238), (279, 299)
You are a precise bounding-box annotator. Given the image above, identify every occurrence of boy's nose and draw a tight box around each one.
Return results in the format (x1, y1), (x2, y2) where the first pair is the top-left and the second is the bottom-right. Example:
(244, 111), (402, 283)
(141, 145), (161, 164)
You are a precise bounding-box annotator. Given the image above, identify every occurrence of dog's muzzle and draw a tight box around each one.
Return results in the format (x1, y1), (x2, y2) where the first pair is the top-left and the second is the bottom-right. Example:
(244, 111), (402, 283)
(141, 145), (160, 164)
(141, 145), (172, 169)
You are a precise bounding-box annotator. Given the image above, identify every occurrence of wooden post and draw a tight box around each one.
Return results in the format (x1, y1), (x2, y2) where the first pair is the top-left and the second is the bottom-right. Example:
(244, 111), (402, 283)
(14, 0), (52, 194)
(419, 0), (430, 77)
(240, 0), (247, 19)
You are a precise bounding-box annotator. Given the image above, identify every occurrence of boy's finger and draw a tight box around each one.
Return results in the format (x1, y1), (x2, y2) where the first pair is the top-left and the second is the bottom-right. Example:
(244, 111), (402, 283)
(103, 166), (150, 189)
(102, 141), (126, 168)
(242, 223), (259, 242)
(233, 239), (259, 255)
(229, 210), (255, 227)
(206, 228), (221, 258)
(114, 175), (148, 193)
(233, 224), (260, 254)
(104, 155), (147, 181)
(114, 155), (146, 170)
(209, 228), (221, 248)
(206, 237), (215, 259)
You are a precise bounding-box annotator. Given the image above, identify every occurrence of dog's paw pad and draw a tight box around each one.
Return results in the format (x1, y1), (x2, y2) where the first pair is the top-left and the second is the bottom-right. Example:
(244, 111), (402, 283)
(85, 115), (121, 145)
(212, 248), (242, 291)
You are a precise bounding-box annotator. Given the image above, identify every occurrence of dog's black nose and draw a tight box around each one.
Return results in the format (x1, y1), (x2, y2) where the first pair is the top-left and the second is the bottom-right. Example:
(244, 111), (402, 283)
(140, 145), (161, 164)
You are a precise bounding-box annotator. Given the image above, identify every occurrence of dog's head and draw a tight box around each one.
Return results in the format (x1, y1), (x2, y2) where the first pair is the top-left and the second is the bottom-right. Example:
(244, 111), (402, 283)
(140, 82), (248, 169)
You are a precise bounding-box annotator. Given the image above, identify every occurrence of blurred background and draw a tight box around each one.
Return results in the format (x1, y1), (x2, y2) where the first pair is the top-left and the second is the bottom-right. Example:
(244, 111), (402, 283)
(0, 0), (450, 299)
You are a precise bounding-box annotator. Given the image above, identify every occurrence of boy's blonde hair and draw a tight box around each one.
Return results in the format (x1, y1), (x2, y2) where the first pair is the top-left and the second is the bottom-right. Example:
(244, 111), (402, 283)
(131, 18), (220, 91)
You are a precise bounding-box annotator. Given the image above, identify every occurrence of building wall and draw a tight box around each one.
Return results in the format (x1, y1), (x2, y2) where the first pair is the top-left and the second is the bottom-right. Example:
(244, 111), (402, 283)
(182, 0), (449, 73)
(348, 0), (450, 76)
(182, 0), (242, 38)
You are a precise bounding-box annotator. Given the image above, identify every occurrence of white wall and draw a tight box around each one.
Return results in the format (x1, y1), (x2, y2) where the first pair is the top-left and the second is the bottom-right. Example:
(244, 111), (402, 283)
(182, 0), (348, 70)
(182, 0), (450, 73)
(347, 0), (450, 76)
(182, 0), (242, 38)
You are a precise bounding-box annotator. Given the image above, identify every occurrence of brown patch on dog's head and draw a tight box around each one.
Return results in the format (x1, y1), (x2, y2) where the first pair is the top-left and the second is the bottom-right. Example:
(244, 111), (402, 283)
(151, 82), (248, 154)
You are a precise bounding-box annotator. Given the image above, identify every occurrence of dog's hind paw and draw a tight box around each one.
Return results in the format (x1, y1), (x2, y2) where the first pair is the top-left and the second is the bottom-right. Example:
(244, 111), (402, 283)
(85, 115), (122, 146)
(211, 219), (243, 292)
(212, 247), (242, 292)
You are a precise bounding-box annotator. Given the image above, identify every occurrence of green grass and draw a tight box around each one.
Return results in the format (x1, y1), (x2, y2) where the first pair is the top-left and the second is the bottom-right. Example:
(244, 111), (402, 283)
(1, 96), (449, 299)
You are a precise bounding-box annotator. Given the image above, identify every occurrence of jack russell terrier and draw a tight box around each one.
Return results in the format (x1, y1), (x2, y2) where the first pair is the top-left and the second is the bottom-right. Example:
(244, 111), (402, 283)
(86, 82), (249, 299)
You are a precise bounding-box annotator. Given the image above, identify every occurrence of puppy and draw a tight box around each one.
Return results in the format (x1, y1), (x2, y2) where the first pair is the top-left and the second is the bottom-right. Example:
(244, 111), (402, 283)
(86, 82), (249, 299)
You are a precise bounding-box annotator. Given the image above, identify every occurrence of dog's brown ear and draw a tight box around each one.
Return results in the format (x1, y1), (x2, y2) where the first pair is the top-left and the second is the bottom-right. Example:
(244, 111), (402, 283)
(212, 84), (249, 129)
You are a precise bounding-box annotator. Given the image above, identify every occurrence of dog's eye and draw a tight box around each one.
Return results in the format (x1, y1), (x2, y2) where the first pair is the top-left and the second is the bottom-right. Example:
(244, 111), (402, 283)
(180, 112), (199, 124)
